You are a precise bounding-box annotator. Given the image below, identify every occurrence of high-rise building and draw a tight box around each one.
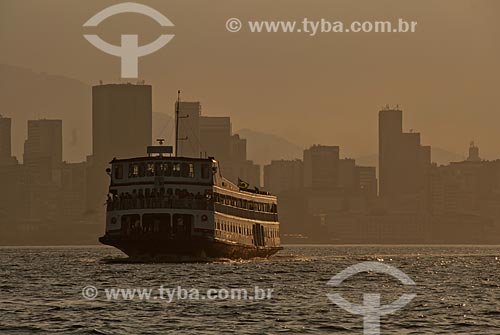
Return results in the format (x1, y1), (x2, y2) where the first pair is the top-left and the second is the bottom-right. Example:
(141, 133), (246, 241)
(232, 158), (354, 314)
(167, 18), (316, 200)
(0, 115), (12, 160)
(0, 117), (21, 220)
(87, 83), (152, 212)
(467, 141), (481, 162)
(169, 100), (260, 186)
(230, 134), (247, 162)
(224, 134), (260, 186)
(379, 108), (403, 197)
(264, 159), (303, 195)
(378, 107), (431, 201)
(177, 101), (201, 158)
(430, 143), (500, 217)
(23, 119), (62, 168)
(303, 145), (340, 189)
(92, 83), (152, 161)
(338, 158), (357, 192)
(199, 116), (232, 162)
(356, 166), (378, 197)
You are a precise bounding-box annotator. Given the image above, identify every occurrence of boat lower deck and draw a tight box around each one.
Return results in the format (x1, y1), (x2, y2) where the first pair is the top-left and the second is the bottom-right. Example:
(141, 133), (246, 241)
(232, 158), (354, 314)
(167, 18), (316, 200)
(99, 234), (282, 261)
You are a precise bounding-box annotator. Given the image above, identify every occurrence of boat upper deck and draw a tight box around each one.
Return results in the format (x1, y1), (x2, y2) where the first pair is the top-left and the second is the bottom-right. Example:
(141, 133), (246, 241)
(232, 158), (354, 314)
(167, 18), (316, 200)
(109, 156), (215, 187)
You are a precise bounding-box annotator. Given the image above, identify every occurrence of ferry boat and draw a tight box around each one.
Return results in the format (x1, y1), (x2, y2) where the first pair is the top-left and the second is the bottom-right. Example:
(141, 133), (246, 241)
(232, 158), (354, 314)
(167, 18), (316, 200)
(98, 94), (282, 260)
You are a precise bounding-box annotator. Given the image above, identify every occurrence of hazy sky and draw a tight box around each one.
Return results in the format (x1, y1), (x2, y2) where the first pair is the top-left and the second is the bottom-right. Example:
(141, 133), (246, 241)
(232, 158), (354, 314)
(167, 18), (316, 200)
(1, 0), (499, 159)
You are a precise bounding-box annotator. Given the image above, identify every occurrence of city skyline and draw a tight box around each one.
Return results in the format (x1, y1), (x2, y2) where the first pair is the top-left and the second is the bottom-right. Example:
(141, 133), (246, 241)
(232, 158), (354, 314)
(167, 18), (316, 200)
(0, 81), (492, 167)
(1, 83), (499, 246)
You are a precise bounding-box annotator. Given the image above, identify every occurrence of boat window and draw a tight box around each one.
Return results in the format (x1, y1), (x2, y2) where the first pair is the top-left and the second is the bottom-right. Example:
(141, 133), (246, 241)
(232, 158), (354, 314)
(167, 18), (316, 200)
(143, 214), (170, 234)
(154, 162), (162, 176)
(147, 163), (155, 176)
(189, 163), (195, 178)
(139, 163), (146, 177)
(201, 164), (210, 179)
(132, 164), (139, 178)
(173, 163), (181, 177)
(180, 163), (189, 177)
(272, 204), (277, 213)
(128, 164), (135, 178)
(114, 164), (123, 179)
(121, 214), (140, 234)
(163, 162), (172, 176)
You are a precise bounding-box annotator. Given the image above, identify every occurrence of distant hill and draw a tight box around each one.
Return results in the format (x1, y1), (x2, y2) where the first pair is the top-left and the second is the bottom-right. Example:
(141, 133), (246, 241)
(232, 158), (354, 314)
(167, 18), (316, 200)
(235, 128), (303, 165)
(356, 147), (465, 168)
(0, 65), (177, 162)
(0, 64), (91, 163)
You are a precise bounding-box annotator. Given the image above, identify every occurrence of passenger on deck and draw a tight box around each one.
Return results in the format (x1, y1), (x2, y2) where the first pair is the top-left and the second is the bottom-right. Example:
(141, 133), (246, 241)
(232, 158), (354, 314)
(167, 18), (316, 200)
(132, 190), (138, 209)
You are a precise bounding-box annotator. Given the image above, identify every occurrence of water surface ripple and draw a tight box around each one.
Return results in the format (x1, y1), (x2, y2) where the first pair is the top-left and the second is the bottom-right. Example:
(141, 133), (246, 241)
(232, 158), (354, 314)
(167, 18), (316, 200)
(1, 245), (499, 334)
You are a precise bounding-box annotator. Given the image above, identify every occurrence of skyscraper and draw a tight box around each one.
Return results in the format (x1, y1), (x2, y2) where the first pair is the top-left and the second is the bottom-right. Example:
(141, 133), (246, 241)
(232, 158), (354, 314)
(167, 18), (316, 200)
(467, 141), (481, 162)
(303, 145), (340, 189)
(378, 107), (431, 203)
(199, 116), (232, 162)
(23, 119), (62, 168)
(356, 166), (378, 197)
(264, 159), (303, 195)
(87, 83), (152, 212)
(92, 83), (152, 161)
(0, 115), (12, 160)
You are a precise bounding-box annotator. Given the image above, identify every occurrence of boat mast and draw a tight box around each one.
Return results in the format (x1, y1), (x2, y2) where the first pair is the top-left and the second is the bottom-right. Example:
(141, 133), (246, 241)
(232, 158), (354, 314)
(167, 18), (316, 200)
(175, 90), (180, 157)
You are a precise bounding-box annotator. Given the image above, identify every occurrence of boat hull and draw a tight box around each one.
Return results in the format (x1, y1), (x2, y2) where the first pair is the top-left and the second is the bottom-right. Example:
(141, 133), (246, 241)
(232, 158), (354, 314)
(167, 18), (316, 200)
(99, 234), (282, 261)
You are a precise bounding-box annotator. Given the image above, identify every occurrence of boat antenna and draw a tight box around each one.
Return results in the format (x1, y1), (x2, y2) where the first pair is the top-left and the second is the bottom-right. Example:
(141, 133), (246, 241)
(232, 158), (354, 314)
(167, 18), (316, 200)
(174, 90), (189, 157)
(175, 90), (180, 157)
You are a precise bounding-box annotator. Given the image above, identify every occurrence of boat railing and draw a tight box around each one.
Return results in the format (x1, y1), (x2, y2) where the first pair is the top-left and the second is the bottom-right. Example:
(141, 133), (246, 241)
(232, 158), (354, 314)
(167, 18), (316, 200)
(107, 197), (214, 211)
